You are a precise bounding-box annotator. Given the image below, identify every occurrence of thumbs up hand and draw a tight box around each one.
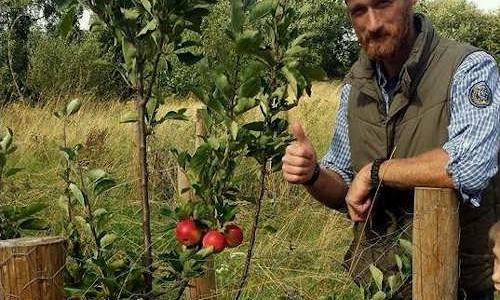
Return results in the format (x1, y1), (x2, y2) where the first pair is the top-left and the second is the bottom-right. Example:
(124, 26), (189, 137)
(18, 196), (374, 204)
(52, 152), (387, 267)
(282, 122), (317, 184)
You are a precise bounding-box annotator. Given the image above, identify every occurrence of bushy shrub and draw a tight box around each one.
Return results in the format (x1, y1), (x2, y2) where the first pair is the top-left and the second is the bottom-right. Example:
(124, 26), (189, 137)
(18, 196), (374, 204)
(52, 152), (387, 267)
(27, 31), (127, 101)
(420, 0), (500, 63)
(296, 0), (359, 78)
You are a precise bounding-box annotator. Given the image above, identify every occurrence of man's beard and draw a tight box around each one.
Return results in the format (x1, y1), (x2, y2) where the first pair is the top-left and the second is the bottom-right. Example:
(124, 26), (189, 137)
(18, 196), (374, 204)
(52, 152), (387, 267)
(359, 12), (412, 61)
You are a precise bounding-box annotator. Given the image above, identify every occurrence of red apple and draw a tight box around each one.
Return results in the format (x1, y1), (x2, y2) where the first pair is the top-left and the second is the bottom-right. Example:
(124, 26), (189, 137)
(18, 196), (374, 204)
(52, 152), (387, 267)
(202, 230), (226, 253)
(224, 224), (243, 248)
(175, 219), (202, 246)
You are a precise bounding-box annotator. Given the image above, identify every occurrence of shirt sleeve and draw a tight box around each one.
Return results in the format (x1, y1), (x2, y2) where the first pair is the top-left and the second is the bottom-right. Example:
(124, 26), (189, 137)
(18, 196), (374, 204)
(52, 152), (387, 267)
(442, 51), (500, 207)
(319, 83), (354, 185)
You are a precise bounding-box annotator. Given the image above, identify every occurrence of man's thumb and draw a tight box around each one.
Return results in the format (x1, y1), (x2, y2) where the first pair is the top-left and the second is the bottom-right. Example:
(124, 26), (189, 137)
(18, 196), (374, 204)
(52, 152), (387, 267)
(291, 122), (308, 143)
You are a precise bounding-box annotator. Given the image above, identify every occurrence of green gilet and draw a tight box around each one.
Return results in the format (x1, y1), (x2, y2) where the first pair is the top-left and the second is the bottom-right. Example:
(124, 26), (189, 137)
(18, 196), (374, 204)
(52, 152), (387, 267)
(344, 13), (499, 294)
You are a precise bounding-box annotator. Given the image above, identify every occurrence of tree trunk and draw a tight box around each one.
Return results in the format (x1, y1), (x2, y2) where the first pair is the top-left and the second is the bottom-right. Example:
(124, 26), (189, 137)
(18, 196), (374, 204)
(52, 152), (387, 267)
(136, 73), (153, 298)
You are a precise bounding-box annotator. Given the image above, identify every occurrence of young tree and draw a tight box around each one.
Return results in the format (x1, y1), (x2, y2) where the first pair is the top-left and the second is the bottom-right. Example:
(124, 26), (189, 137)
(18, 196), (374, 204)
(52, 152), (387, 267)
(56, 1), (216, 298)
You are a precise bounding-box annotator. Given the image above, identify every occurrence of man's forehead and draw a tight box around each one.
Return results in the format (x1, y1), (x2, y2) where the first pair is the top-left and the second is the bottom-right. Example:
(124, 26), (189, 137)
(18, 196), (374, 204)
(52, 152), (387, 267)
(345, 0), (412, 6)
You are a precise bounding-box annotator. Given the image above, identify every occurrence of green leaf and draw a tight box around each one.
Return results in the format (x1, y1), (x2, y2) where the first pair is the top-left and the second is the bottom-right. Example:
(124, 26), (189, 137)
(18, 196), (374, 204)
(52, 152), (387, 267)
(231, 0), (245, 32)
(270, 154), (282, 172)
(60, 146), (77, 162)
(159, 109), (189, 123)
(66, 98), (81, 116)
(290, 33), (314, 48)
(69, 183), (85, 206)
(93, 208), (108, 219)
(141, 0), (152, 14)
(371, 291), (387, 300)
(249, 0), (276, 22)
(87, 169), (107, 183)
(100, 233), (117, 249)
(120, 112), (139, 123)
(195, 247), (213, 258)
(5, 167), (22, 177)
(0, 128), (13, 151)
(176, 52), (203, 66)
(399, 238), (412, 256)
(395, 254), (403, 272)
(215, 73), (231, 99)
(122, 39), (137, 71)
(59, 4), (76, 37)
(230, 121), (239, 140)
(238, 77), (261, 98)
(93, 178), (116, 195)
(235, 30), (261, 53)
(146, 97), (158, 122)
(221, 205), (237, 223)
(121, 8), (140, 20)
(369, 264), (384, 291)
(282, 66), (298, 99)
(387, 274), (402, 295)
(285, 45), (308, 58)
(137, 19), (158, 37)
(234, 97), (258, 115)
(243, 121), (265, 131)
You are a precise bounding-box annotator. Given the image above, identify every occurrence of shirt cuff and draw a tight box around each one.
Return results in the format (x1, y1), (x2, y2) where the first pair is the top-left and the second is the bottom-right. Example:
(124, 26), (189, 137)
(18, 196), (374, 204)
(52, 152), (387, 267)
(442, 143), (482, 207)
(319, 159), (353, 186)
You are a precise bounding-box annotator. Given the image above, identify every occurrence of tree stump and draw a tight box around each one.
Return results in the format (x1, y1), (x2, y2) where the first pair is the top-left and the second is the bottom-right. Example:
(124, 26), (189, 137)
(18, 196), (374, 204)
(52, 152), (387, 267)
(413, 188), (459, 300)
(0, 236), (67, 300)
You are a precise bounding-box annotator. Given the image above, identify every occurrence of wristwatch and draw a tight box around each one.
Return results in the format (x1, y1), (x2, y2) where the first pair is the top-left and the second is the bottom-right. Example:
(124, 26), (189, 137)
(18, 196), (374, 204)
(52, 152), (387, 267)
(304, 163), (321, 186)
(370, 159), (386, 189)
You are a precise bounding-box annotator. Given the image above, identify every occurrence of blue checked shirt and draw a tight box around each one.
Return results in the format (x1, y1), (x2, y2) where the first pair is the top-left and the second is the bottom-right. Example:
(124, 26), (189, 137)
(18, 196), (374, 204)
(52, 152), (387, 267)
(320, 51), (500, 206)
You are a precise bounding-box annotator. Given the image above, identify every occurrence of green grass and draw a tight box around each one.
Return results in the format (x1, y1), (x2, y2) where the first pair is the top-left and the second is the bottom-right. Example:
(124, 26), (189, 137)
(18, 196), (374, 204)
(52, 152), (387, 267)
(0, 81), (365, 299)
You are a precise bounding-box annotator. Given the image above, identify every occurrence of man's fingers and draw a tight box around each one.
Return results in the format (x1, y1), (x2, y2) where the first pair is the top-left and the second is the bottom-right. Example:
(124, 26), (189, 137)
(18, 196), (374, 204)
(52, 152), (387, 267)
(283, 173), (306, 184)
(291, 122), (308, 144)
(282, 155), (311, 167)
(346, 197), (372, 222)
(285, 144), (314, 160)
(282, 164), (310, 176)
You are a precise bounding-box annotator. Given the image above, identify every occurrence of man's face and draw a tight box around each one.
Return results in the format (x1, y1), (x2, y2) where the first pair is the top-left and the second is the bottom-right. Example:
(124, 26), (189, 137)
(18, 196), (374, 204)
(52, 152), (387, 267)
(346, 0), (414, 60)
(493, 242), (500, 290)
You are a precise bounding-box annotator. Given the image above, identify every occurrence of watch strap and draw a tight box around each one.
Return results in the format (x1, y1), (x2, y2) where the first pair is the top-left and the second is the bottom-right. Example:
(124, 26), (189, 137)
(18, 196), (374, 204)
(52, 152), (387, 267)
(304, 163), (321, 186)
(371, 159), (386, 189)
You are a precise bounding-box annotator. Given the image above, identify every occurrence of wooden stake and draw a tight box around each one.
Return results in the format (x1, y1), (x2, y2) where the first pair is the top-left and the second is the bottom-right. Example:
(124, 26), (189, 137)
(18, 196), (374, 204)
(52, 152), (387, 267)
(413, 188), (459, 300)
(0, 237), (67, 300)
(178, 108), (217, 300)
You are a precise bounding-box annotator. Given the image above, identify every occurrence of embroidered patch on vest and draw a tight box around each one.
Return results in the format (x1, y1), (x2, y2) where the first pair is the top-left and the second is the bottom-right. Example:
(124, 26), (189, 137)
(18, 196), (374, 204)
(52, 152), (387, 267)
(469, 81), (492, 108)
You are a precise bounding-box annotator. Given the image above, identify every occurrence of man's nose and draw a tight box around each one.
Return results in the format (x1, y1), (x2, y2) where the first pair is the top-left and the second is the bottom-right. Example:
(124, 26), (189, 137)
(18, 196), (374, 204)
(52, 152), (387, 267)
(366, 9), (383, 34)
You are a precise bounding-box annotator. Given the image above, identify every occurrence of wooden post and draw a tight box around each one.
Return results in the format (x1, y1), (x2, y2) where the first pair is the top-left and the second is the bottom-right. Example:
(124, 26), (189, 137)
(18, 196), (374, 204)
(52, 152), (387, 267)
(413, 188), (459, 300)
(0, 236), (67, 300)
(178, 108), (217, 300)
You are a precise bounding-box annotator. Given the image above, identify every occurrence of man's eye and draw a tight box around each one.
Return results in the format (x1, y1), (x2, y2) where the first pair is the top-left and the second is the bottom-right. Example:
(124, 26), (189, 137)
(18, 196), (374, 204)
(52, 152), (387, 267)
(350, 7), (366, 16)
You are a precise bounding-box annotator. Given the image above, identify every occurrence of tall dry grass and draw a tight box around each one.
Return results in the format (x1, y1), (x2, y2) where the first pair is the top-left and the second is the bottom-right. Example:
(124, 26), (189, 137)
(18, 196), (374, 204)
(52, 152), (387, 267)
(0, 81), (362, 299)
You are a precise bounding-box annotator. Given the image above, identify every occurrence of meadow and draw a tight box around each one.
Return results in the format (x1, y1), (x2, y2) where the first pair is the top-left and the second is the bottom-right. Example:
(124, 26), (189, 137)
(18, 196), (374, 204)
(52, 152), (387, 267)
(0, 81), (365, 299)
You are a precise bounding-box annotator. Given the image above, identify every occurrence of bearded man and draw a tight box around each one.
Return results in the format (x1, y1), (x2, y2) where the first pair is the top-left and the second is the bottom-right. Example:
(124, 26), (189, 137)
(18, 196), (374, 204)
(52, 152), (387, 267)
(282, 0), (499, 298)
